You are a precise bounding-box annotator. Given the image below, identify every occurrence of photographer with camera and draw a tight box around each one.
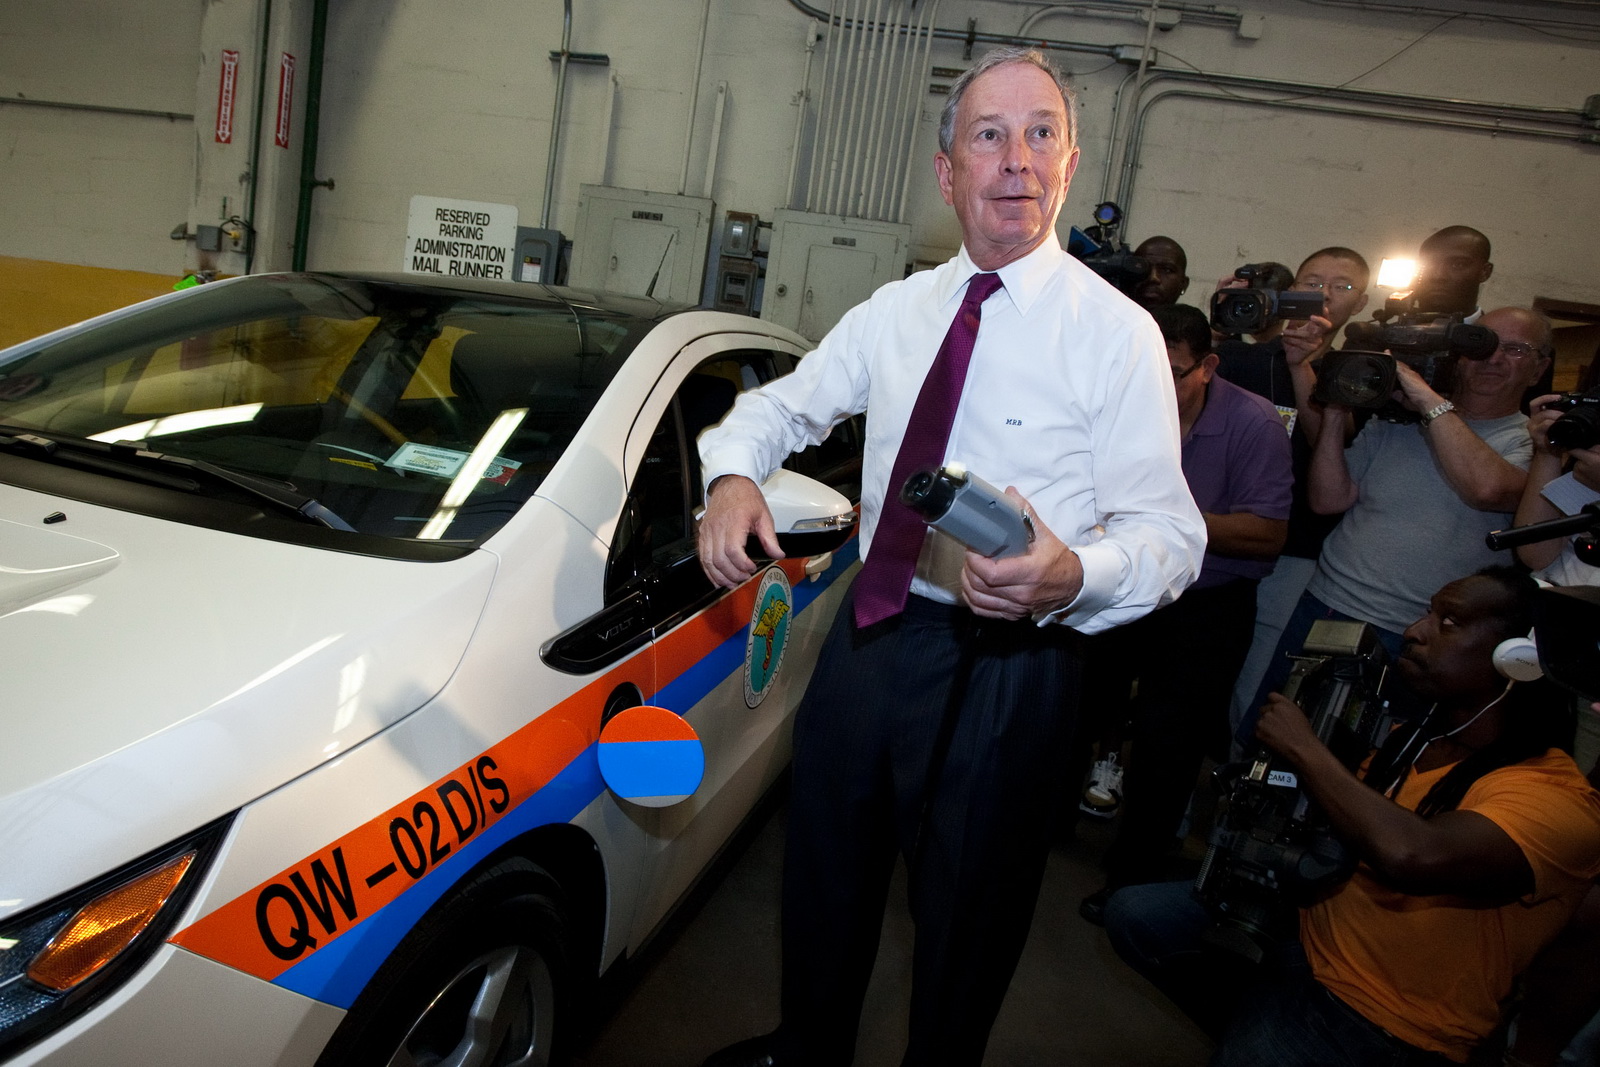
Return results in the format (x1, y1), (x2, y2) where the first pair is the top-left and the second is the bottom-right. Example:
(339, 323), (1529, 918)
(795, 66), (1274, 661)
(1103, 567), (1600, 1066)
(1242, 306), (1550, 728)
(1214, 248), (1372, 743)
(1076, 302), (1292, 918)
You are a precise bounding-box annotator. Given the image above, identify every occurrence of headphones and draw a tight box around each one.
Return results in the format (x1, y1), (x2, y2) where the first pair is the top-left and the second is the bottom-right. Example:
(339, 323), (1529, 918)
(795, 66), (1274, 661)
(1491, 575), (1551, 683)
(1492, 632), (1543, 682)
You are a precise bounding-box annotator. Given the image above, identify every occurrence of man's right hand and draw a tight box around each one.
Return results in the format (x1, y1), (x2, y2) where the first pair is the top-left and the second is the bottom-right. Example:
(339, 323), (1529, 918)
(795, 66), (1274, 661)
(697, 474), (783, 589)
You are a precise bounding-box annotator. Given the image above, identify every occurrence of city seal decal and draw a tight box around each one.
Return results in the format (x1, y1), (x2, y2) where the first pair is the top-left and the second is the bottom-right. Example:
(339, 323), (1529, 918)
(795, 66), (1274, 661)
(744, 565), (793, 708)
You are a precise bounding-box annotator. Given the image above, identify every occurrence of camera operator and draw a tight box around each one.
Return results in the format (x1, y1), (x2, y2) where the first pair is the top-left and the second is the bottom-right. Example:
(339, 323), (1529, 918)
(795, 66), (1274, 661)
(1244, 307), (1550, 724)
(1214, 248), (1372, 743)
(1076, 303), (1292, 919)
(1131, 235), (1191, 310)
(1103, 567), (1600, 1066)
(1516, 393), (1600, 593)
(1210, 261), (1295, 346)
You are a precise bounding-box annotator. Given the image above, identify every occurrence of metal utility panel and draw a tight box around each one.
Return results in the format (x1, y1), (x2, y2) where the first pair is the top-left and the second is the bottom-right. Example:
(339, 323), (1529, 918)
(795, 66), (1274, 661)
(568, 186), (713, 305)
(761, 210), (911, 341)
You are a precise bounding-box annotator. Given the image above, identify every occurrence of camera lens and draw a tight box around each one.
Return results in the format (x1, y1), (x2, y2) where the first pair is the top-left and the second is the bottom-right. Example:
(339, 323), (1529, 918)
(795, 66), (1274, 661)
(1548, 405), (1600, 451)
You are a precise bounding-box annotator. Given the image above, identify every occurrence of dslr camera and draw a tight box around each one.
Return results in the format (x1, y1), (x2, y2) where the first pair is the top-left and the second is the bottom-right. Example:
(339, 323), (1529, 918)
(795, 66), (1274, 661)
(1066, 201), (1148, 298)
(1209, 262), (1324, 336)
(1194, 619), (1394, 962)
(1546, 385), (1600, 451)
(1313, 290), (1500, 423)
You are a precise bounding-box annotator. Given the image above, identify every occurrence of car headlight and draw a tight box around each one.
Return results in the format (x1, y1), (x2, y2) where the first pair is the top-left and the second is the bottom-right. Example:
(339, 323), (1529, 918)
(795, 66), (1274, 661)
(0, 815), (232, 1059)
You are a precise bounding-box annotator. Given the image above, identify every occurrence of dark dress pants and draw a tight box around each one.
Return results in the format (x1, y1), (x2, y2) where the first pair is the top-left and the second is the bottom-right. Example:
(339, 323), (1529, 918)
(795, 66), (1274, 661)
(776, 590), (1080, 1066)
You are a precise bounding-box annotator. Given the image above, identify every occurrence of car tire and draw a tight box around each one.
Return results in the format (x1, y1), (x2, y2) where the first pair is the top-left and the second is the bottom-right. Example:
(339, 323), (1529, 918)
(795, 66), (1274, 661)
(314, 856), (573, 1067)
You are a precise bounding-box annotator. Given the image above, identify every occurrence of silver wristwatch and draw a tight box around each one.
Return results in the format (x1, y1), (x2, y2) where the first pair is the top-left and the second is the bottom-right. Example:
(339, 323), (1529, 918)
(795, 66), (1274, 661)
(1421, 400), (1456, 425)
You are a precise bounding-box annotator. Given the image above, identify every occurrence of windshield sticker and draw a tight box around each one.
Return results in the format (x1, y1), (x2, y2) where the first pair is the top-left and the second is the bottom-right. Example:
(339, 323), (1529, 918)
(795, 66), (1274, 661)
(743, 566), (793, 708)
(385, 442), (521, 485)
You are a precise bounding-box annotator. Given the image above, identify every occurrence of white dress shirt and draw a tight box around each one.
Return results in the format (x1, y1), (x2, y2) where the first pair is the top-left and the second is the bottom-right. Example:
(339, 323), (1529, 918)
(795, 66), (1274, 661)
(699, 235), (1205, 634)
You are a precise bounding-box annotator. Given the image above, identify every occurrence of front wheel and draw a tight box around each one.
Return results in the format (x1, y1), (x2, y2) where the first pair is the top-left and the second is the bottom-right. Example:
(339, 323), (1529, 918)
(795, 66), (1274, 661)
(315, 857), (573, 1067)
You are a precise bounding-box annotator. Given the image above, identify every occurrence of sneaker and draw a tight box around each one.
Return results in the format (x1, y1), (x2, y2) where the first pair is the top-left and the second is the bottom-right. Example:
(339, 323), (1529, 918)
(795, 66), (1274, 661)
(1079, 753), (1123, 819)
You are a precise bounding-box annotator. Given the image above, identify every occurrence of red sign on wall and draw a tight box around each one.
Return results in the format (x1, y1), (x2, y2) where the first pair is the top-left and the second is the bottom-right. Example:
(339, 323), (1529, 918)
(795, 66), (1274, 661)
(216, 49), (239, 144)
(274, 53), (297, 148)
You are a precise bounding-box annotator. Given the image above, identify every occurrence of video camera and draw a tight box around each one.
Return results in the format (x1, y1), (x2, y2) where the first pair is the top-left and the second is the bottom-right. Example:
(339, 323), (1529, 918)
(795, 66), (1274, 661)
(1209, 263), (1324, 336)
(1066, 201), (1148, 298)
(1312, 290), (1500, 423)
(1194, 619), (1395, 962)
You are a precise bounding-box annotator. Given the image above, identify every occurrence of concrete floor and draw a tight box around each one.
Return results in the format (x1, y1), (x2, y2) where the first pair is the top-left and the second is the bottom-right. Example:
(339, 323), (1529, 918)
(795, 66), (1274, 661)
(571, 793), (1215, 1067)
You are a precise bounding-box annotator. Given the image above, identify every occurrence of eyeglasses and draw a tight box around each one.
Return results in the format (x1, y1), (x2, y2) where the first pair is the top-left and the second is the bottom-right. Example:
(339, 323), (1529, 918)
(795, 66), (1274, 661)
(1298, 281), (1357, 293)
(1171, 360), (1206, 380)
(1495, 341), (1547, 361)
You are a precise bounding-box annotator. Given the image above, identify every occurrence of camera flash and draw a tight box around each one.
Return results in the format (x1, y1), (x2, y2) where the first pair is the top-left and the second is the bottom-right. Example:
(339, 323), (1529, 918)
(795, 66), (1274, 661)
(1377, 258), (1418, 289)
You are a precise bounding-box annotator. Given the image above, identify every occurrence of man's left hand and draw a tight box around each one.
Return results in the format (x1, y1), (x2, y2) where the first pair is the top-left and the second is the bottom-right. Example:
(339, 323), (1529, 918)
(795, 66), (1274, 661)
(1392, 360), (1446, 415)
(960, 487), (1084, 620)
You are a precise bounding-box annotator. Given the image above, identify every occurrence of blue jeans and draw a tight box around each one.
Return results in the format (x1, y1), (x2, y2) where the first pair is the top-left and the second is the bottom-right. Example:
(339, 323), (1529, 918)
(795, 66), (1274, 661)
(1104, 882), (1458, 1067)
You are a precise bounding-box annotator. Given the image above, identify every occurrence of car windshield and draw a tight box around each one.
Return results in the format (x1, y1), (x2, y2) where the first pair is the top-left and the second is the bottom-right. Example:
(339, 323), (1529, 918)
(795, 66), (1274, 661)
(0, 274), (658, 543)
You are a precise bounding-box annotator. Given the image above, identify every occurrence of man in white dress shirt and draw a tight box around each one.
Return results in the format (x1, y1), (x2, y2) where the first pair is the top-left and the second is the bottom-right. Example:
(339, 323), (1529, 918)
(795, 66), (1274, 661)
(696, 47), (1205, 1067)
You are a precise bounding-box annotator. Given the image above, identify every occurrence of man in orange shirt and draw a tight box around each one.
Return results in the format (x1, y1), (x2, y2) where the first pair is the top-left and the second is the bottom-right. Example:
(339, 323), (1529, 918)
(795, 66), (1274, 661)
(1103, 567), (1600, 1065)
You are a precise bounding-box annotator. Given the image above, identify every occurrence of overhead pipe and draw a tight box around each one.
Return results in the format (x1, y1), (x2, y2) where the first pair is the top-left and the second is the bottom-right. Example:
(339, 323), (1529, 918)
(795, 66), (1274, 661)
(785, 0), (1122, 58)
(290, 0), (329, 272)
(244, 0), (272, 274)
(895, 0), (940, 223)
(875, 0), (922, 219)
(678, 0), (715, 196)
(807, 0), (847, 211)
(1115, 88), (1600, 225)
(1101, 64), (1594, 203)
(543, 0), (573, 226)
(701, 81), (729, 199)
(785, 21), (821, 209)
(858, 0), (906, 218)
(825, 0), (869, 214)
(1016, 0), (1248, 30)
(1299, 0), (1600, 34)
(840, 0), (888, 217)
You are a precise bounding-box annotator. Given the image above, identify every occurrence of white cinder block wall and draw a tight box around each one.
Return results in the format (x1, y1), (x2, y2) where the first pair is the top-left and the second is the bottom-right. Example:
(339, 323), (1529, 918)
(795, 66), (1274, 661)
(2, 0), (1597, 310)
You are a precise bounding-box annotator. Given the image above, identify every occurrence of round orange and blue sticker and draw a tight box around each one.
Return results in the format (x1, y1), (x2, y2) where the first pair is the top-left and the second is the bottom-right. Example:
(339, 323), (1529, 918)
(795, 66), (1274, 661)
(597, 705), (705, 807)
(743, 566), (793, 708)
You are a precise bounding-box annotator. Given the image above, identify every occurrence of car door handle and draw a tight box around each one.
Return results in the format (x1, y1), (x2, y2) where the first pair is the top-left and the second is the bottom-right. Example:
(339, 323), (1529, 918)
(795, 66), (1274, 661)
(804, 552), (833, 578)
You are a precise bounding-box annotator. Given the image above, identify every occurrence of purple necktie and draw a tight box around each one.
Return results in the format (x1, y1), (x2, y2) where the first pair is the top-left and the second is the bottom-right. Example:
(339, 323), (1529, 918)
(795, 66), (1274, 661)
(853, 272), (1004, 628)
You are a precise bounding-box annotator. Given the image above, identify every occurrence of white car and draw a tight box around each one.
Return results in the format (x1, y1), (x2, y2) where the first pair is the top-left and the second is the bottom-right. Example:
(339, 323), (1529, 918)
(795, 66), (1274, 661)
(0, 272), (861, 1065)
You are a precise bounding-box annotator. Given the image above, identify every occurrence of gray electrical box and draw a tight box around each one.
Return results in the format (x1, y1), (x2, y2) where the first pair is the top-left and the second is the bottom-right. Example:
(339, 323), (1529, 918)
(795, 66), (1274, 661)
(761, 210), (911, 341)
(568, 186), (713, 304)
(514, 227), (564, 284)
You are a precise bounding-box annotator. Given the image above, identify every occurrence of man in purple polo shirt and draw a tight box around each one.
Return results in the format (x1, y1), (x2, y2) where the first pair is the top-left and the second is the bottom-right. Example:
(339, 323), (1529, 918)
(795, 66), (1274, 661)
(1081, 302), (1293, 921)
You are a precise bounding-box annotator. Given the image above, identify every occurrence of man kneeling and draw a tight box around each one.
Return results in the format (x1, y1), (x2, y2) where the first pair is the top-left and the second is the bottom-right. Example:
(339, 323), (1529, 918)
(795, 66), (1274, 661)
(1105, 566), (1600, 1066)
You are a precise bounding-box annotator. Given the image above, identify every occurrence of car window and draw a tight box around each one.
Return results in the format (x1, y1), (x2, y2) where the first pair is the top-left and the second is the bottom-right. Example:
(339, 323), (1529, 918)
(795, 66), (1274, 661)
(605, 348), (861, 608)
(0, 275), (659, 546)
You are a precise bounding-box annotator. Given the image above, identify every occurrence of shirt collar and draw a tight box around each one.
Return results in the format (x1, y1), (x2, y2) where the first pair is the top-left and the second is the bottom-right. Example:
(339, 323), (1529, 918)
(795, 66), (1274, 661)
(943, 233), (1065, 315)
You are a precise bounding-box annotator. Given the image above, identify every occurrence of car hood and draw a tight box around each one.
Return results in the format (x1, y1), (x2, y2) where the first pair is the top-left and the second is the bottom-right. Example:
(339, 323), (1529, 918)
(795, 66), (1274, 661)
(0, 487), (498, 919)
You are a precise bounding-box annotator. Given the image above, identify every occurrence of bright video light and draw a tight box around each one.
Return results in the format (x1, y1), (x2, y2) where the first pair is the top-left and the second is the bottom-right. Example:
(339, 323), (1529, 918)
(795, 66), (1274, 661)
(1377, 258), (1417, 289)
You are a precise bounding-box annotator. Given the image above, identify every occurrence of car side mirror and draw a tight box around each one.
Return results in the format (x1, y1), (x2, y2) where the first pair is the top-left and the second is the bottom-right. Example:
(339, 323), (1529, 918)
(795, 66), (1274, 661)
(697, 468), (858, 561)
(760, 468), (858, 559)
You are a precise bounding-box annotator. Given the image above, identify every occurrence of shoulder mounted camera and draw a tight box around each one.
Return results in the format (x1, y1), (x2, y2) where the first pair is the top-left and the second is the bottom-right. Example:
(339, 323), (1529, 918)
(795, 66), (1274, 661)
(1194, 619), (1395, 962)
(1311, 291), (1499, 423)
(1066, 202), (1148, 298)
